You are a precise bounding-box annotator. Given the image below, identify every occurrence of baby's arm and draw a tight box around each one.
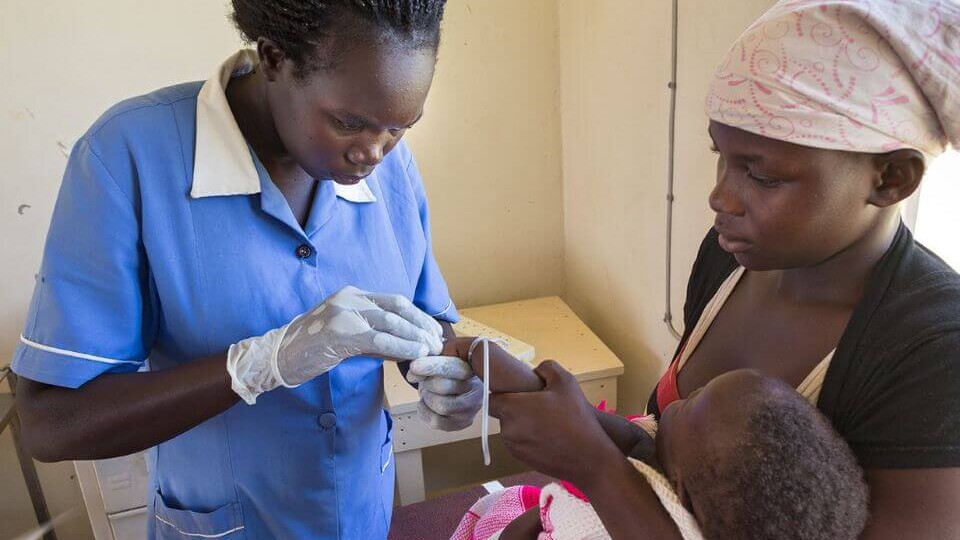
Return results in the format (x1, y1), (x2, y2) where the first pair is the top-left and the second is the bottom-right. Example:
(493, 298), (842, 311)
(440, 339), (666, 536)
(441, 337), (544, 393)
(443, 337), (658, 464)
(594, 412), (658, 467)
(498, 506), (542, 540)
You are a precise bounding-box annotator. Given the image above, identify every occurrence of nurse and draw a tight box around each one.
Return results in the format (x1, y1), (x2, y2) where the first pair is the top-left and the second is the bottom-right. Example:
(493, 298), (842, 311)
(12, 1), (481, 538)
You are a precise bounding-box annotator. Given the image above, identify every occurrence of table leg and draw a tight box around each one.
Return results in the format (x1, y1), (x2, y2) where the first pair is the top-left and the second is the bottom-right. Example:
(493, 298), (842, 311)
(5, 369), (58, 540)
(394, 448), (426, 506)
(11, 410), (58, 540)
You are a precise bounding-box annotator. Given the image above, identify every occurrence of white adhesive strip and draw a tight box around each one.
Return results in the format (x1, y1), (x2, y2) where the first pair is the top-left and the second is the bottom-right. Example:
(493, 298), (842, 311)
(483, 480), (505, 494)
(469, 336), (507, 467)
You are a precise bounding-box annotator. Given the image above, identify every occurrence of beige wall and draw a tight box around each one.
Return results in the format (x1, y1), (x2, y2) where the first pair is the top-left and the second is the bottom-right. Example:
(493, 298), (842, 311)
(557, 0), (777, 413)
(557, 0), (673, 414)
(406, 0), (564, 309)
(0, 1), (562, 538)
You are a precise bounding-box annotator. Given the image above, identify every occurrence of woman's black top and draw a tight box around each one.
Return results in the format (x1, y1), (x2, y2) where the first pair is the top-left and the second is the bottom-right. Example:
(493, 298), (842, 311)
(648, 224), (960, 469)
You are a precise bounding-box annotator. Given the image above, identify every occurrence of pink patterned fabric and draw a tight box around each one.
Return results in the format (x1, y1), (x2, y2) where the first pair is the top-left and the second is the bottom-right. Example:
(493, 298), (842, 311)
(627, 414), (658, 438)
(450, 485), (542, 540)
(707, 0), (960, 157)
(557, 481), (589, 503)
(538, 483), (612, 540)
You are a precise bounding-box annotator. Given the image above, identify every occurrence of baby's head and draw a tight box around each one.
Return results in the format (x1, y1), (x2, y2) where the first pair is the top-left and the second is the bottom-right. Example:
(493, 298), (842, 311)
(657, 370), (868, 540)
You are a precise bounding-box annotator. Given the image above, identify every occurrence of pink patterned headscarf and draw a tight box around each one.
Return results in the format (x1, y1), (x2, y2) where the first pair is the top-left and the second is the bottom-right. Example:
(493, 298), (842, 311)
(706, 0), (960, 157)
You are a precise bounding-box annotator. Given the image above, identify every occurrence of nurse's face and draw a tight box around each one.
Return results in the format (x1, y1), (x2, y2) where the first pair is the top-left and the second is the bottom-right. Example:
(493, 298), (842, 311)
(264, 40), (436, 185)
(707, 121), (886, 271)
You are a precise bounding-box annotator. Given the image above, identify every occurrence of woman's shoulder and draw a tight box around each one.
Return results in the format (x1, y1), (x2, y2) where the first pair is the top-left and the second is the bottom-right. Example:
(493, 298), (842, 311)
(871, 229), (960, 341)
(899, 236), (960, 295)
(825, 229), (960, 468)
(83, 81), (204, 151)
(61, 82), (205, 204)
(847, 226), (960, 374)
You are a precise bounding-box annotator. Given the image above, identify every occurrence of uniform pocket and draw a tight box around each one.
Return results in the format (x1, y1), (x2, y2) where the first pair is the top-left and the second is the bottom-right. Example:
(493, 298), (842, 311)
(153, 491), (245, 540)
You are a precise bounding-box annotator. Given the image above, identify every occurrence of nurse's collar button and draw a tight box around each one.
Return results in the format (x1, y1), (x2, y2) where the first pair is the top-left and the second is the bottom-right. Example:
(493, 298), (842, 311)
(317, 412), (337, 429)
(296, 244), (313, 259)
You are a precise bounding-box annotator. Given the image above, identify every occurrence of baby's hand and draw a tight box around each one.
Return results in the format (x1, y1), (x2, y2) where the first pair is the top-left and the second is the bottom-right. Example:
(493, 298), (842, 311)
(499, 506), (543, 540)
(426, 336), (544, 394)
(406, 336), (481, 388)
(440, 336), (478, 361)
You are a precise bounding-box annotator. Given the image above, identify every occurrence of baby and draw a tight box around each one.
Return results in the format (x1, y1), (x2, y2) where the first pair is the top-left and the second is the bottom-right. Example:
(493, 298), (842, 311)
(425, 337), (869, 540)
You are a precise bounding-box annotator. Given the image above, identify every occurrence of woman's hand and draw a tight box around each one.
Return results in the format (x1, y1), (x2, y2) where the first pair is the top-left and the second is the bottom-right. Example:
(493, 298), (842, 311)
(489, 360), (622, 485)
(417, 375), (484, 431)
(407, 338), (484, 431)
(227, 286), (444, 404)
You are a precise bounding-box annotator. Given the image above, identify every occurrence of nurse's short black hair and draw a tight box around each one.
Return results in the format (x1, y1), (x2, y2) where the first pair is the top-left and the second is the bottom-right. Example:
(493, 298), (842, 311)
(686, 384), (869, 540)
(231, 0), (447, 76)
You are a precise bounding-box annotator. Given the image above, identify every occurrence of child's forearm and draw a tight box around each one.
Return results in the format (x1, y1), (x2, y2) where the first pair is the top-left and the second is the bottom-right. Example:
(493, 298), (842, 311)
(595, 411), (647, 454)
(595, 411), (658, 466)
(443, 337), (544, 393)
(499, 506), (542, 540)
(443, 338), (659, 464)
(469, 342), (544, 393)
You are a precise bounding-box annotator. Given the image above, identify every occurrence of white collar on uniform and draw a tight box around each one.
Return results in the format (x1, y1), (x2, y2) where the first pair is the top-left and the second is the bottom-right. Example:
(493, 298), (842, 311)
(191, 49), (377, 203)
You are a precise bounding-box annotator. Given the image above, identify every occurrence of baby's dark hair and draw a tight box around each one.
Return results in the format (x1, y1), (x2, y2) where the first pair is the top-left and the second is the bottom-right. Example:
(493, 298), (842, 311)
(231, 0), (447, 75)
(686, 386), (869, 540)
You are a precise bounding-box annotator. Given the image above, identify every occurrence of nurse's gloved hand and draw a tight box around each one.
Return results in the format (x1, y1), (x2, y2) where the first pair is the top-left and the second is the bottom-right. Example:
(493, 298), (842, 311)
(408, 356), (484, 431)
(227, 286), (443, 404)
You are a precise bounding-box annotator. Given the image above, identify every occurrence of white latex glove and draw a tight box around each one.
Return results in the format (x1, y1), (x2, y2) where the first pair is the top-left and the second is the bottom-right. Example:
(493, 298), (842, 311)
(227, 286), (443, 404)
(408, 356), (484, 431)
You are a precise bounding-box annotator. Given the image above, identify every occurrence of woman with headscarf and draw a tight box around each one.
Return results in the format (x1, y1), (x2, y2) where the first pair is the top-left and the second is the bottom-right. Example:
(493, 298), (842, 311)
(488, 1), (960, 537)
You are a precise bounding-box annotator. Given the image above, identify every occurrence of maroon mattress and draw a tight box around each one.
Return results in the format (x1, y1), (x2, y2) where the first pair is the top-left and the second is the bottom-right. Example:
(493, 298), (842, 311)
(388, 471), (554, 540)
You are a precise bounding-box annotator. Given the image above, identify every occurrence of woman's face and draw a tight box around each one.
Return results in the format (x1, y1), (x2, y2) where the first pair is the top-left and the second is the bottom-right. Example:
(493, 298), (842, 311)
(707, 121), (884, 271)
(266, 42), (437, 185)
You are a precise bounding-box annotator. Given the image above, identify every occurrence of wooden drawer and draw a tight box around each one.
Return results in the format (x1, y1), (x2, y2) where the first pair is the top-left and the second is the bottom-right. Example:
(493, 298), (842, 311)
(108, 507), (148, 540)
(93, 452), (150, 514)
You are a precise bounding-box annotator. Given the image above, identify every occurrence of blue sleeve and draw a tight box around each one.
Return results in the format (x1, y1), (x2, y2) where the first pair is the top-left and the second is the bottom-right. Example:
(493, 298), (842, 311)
(11, 138), (158, 388)
(404, 152), (459, 324)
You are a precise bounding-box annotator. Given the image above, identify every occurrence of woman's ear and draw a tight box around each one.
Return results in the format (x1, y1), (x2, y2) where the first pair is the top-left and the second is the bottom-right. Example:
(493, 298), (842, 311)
(868, 149), (926, 208)
(256, 38), (288, 83)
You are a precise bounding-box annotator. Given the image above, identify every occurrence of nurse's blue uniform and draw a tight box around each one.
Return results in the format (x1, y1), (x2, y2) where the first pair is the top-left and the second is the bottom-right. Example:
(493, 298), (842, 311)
(11, 50), (458, 539)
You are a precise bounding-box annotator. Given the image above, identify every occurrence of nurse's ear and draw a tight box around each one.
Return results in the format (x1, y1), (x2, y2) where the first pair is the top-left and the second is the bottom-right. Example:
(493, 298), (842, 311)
(256, 38), (290, 84)
(867, 149), (926, 208)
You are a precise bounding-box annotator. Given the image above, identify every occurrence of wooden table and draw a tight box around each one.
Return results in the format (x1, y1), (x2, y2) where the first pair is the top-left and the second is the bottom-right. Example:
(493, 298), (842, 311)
(383, 296), (625, 506)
